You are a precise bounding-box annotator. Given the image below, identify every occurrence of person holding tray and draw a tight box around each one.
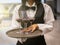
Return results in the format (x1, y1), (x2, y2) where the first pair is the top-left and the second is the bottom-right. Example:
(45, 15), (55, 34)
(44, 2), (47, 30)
(11, 0), (56, 45)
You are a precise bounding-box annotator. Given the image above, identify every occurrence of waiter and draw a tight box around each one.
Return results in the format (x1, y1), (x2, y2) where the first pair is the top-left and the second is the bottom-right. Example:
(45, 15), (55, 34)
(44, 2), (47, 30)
(11, 0), (55, 45)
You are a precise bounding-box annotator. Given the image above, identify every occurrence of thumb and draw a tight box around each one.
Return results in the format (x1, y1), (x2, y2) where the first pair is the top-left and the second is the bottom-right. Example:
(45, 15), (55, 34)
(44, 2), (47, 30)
(31, 27), (36, 32)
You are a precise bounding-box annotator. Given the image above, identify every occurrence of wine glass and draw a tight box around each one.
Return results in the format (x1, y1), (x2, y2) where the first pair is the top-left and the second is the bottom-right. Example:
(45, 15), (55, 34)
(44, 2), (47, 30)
(17, 10), (28, 28)
(17, 10), (35, 34)
(28, 17), (35, 25)
(21, 10), (28, 28)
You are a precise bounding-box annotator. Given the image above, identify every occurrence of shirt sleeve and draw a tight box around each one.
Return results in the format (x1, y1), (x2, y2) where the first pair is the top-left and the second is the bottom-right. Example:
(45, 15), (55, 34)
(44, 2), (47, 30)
(11, 5), (22, 29)
(37, 4), (55, 35)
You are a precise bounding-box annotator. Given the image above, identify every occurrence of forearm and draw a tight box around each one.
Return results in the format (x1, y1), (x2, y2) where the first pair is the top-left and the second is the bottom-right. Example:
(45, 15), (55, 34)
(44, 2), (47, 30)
(37, 23), (53, 35)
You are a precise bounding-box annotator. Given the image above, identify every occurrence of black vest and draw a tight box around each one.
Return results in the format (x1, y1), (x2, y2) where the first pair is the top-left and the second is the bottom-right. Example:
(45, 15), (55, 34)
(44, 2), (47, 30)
(18, 3), (45, 27)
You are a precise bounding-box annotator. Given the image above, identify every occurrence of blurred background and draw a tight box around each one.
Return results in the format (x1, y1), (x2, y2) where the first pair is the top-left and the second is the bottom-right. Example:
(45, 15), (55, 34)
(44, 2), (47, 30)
(0, 0), (60, 45)
(0, 0), (60, 29)
(0, 0), (21, 29)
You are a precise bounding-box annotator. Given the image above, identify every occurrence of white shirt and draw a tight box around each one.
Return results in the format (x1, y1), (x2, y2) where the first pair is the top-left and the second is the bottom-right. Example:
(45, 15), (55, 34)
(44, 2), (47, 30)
(26, 2), (37, 19)
(11, 2), (55, 43)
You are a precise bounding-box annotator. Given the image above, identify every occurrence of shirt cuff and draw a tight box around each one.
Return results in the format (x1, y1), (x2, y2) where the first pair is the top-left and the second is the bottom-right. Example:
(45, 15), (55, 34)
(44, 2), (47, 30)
(37, 24), (53, 35)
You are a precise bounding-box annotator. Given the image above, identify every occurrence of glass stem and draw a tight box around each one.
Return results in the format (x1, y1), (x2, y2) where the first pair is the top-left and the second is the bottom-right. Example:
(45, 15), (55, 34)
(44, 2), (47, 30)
(24, 22), (27, 28)
(30, 21), (32, 25)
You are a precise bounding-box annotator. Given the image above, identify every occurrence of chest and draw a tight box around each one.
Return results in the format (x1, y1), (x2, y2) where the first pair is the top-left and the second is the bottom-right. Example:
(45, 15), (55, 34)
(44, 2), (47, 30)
(26, 9), (36, 18)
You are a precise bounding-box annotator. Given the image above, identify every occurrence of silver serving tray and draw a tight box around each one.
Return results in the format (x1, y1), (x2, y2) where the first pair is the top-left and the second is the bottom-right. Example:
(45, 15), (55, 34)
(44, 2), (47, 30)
(6, 28), (42, 38)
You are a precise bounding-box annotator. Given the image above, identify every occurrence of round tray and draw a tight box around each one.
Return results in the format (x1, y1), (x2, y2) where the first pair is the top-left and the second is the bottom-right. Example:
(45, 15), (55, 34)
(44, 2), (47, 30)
(6, 28), (42, 38)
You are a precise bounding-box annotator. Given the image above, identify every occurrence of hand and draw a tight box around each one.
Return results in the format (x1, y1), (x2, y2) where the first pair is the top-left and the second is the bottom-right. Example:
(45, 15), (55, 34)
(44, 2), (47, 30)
(23, 24), (39, 32)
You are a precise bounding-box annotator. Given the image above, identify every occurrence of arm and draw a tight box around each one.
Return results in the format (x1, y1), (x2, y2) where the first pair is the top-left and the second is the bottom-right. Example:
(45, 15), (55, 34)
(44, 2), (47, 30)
(11, 5), (22, 29)
(22, 4), (55, 35)
(37, 4), (55, 34)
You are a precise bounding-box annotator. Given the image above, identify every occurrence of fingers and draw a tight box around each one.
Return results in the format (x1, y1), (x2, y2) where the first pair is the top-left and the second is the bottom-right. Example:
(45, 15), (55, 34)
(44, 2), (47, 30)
(22, 27), (32, 32)
(22, 24), (38, 32)
(31, 27), (36, 32)
(31, 24), (38, 32)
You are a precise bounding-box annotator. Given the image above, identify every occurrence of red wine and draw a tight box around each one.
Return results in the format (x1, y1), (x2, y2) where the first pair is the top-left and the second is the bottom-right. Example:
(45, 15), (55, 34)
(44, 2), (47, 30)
(22, 18), (35, 23)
